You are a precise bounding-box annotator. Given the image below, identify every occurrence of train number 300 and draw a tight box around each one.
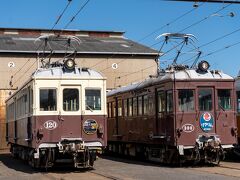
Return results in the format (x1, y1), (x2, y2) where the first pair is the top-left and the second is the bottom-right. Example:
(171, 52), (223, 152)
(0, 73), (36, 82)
(44, 120), (58, 130)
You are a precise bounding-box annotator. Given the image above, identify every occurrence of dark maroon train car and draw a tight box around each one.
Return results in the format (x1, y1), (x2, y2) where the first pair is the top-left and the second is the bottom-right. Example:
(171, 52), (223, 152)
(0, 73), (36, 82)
(6, 58), (107, 168)
(107, 61), (238, 164)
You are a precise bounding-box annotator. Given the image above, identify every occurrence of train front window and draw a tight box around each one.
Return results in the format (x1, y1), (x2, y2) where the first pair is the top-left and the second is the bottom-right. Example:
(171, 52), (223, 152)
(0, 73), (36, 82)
(198, 89), (212, 111)
(85, 89), (101, 110)
(63, 89), (79, 111)
(178, 90), (194, 111)
(218, 89), (231, 110)
(40, 89), (57, 111)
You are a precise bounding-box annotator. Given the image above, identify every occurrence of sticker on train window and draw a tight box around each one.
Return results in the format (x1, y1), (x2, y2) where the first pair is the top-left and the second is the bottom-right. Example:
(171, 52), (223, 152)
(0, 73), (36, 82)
(182, 124), (195, 133)
(83, 119), (98, 135)
(44, 120), (58, 130)
(200, 112), (214, 132)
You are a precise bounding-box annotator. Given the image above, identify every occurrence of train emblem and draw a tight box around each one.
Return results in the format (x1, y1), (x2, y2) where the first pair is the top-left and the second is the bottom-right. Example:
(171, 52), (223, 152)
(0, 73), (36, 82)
(200, 112), (214, 132)
(83, 119), (98, 134)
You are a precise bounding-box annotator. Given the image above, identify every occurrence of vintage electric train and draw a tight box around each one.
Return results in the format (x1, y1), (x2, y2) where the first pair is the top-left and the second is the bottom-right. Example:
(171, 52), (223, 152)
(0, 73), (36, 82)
(107, 61), (238, 164)
(235, 74), (240, 144)
(6, 58), (107, 168)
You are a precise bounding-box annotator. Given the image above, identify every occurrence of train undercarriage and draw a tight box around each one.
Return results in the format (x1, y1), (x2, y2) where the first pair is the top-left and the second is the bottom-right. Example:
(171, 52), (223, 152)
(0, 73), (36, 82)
(10, 139), (100, 169)
(107, 137), (226, 165)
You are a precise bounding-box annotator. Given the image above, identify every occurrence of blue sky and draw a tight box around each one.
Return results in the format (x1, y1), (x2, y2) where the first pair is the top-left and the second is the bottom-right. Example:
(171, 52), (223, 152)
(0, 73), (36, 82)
(1, 0), (240, 76)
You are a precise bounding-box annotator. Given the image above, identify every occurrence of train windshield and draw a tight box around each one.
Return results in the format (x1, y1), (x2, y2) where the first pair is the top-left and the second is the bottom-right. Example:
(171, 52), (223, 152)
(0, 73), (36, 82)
(63, 88), (79, 111)
(85, 89), (101, 110)
(178, 90), (194, 111)
(198, 89), (212, 111)
(40, 89), (57, 111)
(218, 89), (231, 110)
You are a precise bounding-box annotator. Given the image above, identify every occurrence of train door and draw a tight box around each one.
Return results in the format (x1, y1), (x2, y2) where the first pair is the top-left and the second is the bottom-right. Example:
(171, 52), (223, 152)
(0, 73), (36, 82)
(197, 87), (216, 134)
(59, 85), (82, 138)
(215, 88), (235, 144)
(176, 89), (196, 145)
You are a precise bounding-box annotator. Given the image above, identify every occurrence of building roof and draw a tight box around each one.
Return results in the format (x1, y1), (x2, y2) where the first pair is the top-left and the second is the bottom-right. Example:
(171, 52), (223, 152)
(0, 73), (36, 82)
(0, 28), (158, 56)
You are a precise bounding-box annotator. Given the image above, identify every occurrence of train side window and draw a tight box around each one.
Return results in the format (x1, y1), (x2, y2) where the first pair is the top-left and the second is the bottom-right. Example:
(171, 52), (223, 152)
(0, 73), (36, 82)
(143, 95), (148, 115)
(40, 89), (57, 111)
(178, 90), (194, 111)
(198, 89), (212, 111)
(137, 96), (143, 115)
(108, 102), (112, 118)
(128, 98), (133, 116)
(218, 89), (231, 110)
(158, 91), (165, 113)
(124, 99), (128, 117)
(118, 99), (122, 117)
(85, 89), (101, 110)
(133, 97), (137, 116)
(29, 88), (33, 114)
(63, 89), (79, 111)
(166, 91), (173, 113)
(237, 91), (240, 113)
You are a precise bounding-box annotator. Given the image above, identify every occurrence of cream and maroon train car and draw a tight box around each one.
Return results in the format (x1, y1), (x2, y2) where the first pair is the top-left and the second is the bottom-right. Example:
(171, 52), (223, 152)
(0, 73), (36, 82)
(107, 61), (237, 164)
(6, 59), (107, 168)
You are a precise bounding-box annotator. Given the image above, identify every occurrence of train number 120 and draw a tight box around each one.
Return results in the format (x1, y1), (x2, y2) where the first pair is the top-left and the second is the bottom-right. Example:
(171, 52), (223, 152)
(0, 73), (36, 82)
(44, 120), (57, 130)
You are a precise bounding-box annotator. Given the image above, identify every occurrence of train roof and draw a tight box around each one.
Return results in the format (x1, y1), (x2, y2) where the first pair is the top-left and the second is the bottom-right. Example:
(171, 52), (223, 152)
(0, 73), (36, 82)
(107, 69), (233, 96)
(6, 66), (105, 102)
(32, 67), (105, 80)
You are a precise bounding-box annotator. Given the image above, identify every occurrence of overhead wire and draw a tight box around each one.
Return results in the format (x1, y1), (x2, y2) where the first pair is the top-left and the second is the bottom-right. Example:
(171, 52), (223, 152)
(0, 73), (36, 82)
(138, 2), (206, 43)
(62, 0), (91, 31)
(11, 0), (74, 87)
(51, 0), (73, 30)
(89, 2), (205, 70)
(109, 2), (237, 86)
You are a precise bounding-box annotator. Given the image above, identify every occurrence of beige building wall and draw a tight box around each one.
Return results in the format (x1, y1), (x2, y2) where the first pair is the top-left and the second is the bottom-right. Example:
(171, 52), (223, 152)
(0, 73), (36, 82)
(0, 55), (157, 91)
(0, 90), (9, 149)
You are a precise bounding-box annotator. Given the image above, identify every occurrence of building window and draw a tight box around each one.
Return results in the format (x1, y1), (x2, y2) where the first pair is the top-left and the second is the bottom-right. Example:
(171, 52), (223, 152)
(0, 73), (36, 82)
(158, 91), (165, 113)
(178, 90), (194, 111)
(137, 96), (143, 116)
(40, 89), (57, 111)
(63, 89), (79, 111)
(218, 89), (231, 110)
(85, 89), (101, 110)
(166, 91), (173, 113)
(198, 89), (212, 111)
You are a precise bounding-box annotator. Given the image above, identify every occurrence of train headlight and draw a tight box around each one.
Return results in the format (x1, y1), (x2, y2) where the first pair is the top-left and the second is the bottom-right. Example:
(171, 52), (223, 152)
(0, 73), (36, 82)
(198, 60), (210, 72)
(64, 58), (75, 70)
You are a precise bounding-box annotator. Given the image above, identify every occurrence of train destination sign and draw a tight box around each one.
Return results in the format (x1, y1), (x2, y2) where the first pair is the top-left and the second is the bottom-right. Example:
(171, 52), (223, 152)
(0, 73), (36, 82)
(200, 112), (214, 132)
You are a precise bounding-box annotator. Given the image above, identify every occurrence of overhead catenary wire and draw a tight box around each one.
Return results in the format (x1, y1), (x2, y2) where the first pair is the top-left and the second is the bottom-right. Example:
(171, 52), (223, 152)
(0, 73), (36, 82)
(138, 2), (206, 43)
(11, 0), (74, 87)
(51, 0), (73, 30)
(62, 0), (91, 31)
(178, 3), (233, 33)
(90, 3), (205, 70)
